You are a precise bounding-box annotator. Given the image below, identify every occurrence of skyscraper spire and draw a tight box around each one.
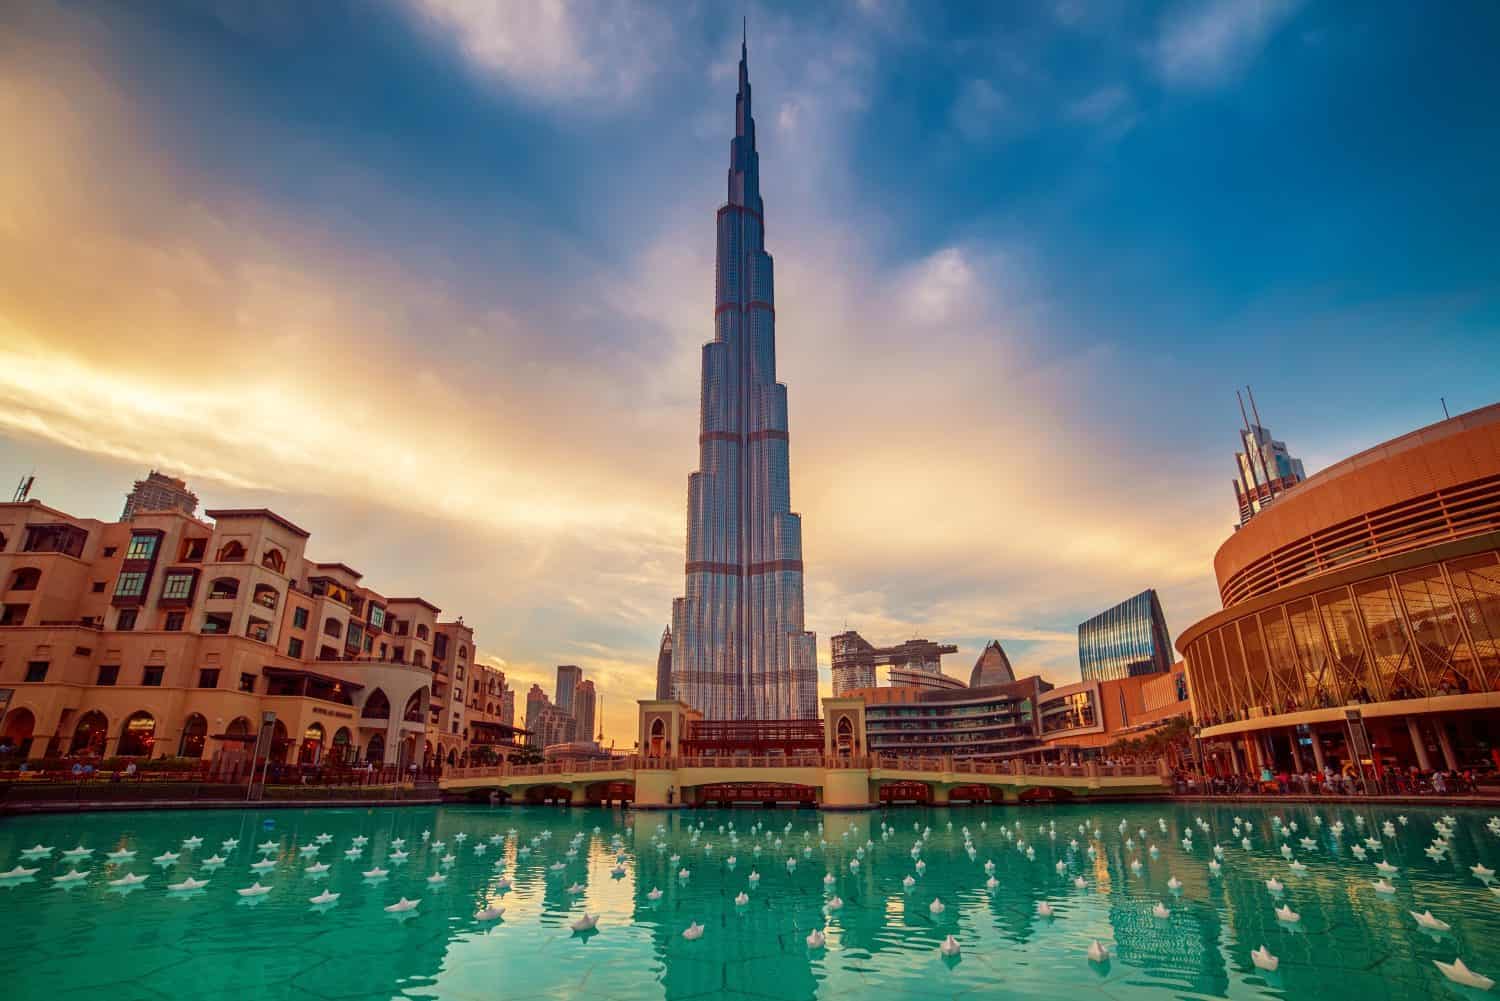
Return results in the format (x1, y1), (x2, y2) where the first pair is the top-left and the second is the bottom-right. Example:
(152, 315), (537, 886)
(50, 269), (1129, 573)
(670, 40), (817, 721)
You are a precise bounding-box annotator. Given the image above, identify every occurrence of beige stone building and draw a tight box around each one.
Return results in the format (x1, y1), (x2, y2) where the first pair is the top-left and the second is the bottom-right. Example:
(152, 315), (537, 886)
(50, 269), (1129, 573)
(0, 497), (515, 768)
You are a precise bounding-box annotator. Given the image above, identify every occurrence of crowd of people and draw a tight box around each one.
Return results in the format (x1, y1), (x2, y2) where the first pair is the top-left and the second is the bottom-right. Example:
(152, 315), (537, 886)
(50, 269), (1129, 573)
(1174, 763), (1487, 797)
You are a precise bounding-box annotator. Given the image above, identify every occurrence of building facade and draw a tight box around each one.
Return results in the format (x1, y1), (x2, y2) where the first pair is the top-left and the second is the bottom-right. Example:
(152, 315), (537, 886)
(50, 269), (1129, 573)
(1233, 407), (1306, 526)
(655, 626), (673, 700)
(573, 678), (597, 745)
(1078, 589), (1173, 682)
(670, 37), (818, 721)
(969, 639), (1017, 687)
(845, 677), (1053, 760)
(555, 664), (582, 716)
(1037, 666), (1191, 759)
(121, 470), (199, 521)
(1178, 402), (1500, 778)
(0, 497), (511, 768)
(830, 630), (959, 695)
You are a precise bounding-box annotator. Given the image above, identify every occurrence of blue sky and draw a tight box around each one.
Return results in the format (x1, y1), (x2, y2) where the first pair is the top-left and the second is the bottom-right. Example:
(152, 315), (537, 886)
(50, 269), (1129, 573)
(1, 0), (1497, 741)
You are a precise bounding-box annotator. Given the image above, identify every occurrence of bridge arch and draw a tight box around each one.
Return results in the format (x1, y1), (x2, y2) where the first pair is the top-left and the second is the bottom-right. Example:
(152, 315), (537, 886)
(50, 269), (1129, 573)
(524, 784), (574, 805)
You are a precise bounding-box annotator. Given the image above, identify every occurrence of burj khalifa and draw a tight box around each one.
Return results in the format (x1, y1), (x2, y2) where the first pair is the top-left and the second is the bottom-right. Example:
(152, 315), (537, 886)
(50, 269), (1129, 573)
(669, 36), (818, 720)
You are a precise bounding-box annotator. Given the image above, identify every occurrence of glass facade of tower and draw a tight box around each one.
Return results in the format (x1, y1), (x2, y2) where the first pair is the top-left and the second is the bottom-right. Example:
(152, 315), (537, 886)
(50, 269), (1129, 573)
(1078, 589), (1172, 683)
(670, 39), (818, 720)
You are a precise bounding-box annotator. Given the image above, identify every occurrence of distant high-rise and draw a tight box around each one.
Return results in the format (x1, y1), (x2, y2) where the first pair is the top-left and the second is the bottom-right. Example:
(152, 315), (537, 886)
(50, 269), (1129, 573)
(831, 631), (959, 695)
(573, 679), (597, 744)
(499, 688), (515, 727)
(122, 470), (198, 520)
(655, 627), (674, 700)
(555, 665), (582, 715)
(670, 34), (817, 720)
(1078, 589), (1172, 683)
(969, 640), (1017, 688)
(1232, 389), (1306, 526)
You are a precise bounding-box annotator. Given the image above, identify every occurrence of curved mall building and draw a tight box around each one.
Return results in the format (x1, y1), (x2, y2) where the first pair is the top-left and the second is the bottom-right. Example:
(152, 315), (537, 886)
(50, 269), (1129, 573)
(1176, 402), (1500, 776)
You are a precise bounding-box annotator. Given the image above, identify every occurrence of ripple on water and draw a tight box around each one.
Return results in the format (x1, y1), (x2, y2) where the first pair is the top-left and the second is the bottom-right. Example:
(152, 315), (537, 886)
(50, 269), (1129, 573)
(1, 802), (1498, 1000)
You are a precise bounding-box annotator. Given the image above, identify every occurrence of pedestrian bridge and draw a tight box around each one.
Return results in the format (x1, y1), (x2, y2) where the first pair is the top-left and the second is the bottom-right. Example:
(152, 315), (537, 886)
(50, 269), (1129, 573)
(440, 754), (1169, 808)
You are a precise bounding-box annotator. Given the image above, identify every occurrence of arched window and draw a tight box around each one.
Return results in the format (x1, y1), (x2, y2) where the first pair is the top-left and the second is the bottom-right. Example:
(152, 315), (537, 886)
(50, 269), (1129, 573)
(416, 624), (429, 640)
(413, 650), (426, 667)
(70, 710), (109, 755)
(365, 733), (385, 763)
(403, 688), (427, 722)
(299, 722), (324, 765)
(178, 713), (208, 758)
(226, 716), (252, 738)
(323, 617), (342, 638)
(252, 583), (279, 610)
(261, 548), (285, 573)
(332, 727), (352, 763)
(208, 577), (239, 600)
(8, 567), (41, 591)
(649, 717), (666, 757)
(271, 719), (290, 763)
(836, 715), (854, 756)
(118, 711), (157, 756)
(362, 688), (390, 719)
(458, 645), (468, 661)
(2, 707), (36, 755)
(215, 540), (246, 562)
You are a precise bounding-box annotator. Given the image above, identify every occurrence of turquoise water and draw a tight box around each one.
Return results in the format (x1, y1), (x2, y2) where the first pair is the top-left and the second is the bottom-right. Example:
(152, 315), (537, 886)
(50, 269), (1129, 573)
(1, 801), (1498, 1000)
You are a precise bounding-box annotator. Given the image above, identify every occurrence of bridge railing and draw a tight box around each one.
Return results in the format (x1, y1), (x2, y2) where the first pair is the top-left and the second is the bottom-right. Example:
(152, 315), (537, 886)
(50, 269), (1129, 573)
(443, 755), (1164, 782)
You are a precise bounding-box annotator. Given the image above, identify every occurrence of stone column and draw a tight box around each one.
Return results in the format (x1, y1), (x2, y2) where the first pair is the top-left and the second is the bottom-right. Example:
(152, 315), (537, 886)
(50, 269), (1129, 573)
(1310, 729), (1327, 772)
(1287, 730), (1305, 772)
(1435, 718), (1459, 771)
(1406, 716), (1433, 770)
(384, 716), (402, 766)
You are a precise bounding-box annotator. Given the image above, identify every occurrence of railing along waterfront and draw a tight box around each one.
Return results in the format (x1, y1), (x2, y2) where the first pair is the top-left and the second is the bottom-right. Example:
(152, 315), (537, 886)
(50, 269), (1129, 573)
(445, 756), (1162, 781)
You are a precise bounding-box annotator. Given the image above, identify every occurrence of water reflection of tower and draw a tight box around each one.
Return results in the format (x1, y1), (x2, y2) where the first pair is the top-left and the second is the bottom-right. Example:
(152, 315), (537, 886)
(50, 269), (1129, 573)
(632, 809), (818, 1001)
(1104, 822), (1229, 995)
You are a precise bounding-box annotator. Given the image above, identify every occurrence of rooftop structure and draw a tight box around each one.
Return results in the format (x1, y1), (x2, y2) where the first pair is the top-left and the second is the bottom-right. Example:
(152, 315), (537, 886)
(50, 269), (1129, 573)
(830, 630), (960, 695)
(122, 470), (198, 521)
(1232, 388), (1306, 526)
(968, 640), (1016, 688)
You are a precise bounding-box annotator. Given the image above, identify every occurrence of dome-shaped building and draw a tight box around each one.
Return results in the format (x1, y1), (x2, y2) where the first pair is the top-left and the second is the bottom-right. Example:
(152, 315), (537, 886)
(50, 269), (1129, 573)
(969, 640), (1017, 688)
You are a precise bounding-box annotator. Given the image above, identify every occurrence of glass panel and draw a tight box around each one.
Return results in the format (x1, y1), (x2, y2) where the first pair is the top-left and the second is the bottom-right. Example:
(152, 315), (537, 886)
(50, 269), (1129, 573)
(1216, 625), (1250, 720)
(1398, 565), (1482, 694)
(1185, 638), (1216, 723)
(1205, 629), (1234, 723)
(1354, 577), (1423, 700)
(1317, 586), (1379, 703)
(1448, 553), (1500, 688)
(1237, 617), (1273, 714)
(1287, 597), (1339, 707)
(1259, 607), (1306, 712)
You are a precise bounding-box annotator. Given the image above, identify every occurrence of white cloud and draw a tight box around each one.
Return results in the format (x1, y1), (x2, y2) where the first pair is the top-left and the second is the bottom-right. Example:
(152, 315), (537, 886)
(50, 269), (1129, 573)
(949, 78), (1012, 142)
(1153, 0), (1300, 88)
(1067, 84), (1140, 140)
(408, 0), (672, 102)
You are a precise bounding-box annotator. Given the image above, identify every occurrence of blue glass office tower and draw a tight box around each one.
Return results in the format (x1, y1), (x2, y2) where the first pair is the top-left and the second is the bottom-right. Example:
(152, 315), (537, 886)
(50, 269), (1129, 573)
(670, 37), (818, 720)
(1077, 589), (1173, 682)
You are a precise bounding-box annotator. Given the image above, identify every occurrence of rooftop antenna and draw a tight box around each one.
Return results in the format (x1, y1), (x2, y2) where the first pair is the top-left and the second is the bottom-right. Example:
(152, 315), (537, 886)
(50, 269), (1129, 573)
(1246, 384), (1281, 502)
(12, 473), (34, 503)
(1442, 397), (1451, 420)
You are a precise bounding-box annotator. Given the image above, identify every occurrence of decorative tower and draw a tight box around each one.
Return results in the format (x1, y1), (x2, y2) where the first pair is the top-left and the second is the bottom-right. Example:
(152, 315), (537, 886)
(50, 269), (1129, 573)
(670, 34), (818, 720)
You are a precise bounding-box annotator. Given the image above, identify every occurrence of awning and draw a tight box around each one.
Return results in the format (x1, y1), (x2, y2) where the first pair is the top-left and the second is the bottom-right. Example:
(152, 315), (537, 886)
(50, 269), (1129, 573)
(261, 666), (365, 691)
